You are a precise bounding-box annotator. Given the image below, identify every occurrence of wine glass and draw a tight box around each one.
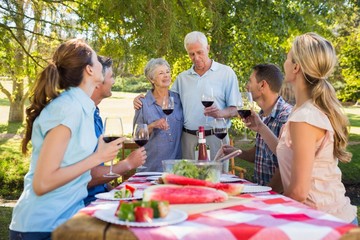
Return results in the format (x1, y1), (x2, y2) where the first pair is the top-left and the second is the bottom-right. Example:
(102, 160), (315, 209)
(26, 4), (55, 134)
(103, 117), (123, 177)
(162, 96), (174, 123)
(201, 87), (214, 126)
(213, 118), (228, 145)
(133, 123), (149, 170)
(237, 92), (253, 142)
(214, 118), (227, 145)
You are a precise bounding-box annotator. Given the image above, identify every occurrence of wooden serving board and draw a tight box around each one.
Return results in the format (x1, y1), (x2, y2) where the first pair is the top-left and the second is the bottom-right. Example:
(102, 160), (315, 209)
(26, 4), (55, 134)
(170, 196), (250, 215)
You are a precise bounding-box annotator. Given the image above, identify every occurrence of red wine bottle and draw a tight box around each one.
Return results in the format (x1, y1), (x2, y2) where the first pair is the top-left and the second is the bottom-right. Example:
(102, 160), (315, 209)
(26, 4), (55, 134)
(195, 126), (210, 161)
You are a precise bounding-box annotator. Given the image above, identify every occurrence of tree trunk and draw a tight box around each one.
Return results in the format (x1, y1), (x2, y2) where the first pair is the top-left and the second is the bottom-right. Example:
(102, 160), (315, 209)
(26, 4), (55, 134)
(9, 100), (24, 123)
(7, 0), (26, 123)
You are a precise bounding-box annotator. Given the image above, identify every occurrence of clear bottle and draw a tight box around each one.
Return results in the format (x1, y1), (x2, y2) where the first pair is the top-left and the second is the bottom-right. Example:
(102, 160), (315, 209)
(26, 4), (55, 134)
(195, 126), (210, 161)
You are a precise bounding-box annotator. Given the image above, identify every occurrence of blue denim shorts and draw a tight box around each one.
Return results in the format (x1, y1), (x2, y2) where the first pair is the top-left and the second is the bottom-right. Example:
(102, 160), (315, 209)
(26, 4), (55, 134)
(9, 230), (51, 240)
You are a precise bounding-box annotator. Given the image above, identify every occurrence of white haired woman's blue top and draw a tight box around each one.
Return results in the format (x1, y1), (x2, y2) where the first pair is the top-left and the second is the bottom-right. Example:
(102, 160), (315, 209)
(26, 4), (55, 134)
(134, 90), (183, 171)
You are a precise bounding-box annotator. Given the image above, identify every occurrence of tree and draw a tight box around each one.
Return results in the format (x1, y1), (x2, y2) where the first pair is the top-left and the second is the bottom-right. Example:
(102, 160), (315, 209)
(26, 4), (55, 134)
(0, 0), (82, 122)
(0, 0), (358, 123)
(333, 3), (360, 102)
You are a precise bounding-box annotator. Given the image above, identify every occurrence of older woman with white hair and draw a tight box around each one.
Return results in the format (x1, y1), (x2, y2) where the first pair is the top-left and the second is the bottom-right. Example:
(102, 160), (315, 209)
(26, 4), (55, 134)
(133, 58), (183, 172)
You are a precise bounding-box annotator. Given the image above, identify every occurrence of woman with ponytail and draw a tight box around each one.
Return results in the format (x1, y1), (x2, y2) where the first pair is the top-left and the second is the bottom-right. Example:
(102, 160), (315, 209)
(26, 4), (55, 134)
(10, 39), (124, 239)
(243, 33), (357, 224)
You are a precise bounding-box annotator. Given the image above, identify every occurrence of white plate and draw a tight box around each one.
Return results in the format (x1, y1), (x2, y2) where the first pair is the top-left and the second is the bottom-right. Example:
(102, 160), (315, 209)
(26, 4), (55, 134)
(134, 172), (163, 177)
(95, 190), (143, 201)
(242, 185), (272, 193)
(146, 176), (162, 181)
(94, 205), (188, 227)
(220, 177), (245, 183)
(221, 174), (237, 178)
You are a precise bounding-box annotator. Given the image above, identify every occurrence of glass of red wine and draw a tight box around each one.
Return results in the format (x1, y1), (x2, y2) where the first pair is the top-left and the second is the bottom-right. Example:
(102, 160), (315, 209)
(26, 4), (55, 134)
(103, 117), (123, 177)
(162, 96), (174, 124)
(133, 123), (149, 169)
(237, 92), (253, 141)
(201, 87), (214, 126)
(213, 118), (227, 145)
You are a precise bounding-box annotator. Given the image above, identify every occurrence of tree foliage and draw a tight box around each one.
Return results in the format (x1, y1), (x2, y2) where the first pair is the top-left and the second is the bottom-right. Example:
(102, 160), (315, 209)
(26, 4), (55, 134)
(0, 0), (359, 123)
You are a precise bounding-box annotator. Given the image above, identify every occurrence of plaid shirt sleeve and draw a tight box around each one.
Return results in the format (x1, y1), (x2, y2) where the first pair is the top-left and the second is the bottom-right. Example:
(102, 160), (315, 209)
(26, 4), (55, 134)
(253, 97), (293, 186)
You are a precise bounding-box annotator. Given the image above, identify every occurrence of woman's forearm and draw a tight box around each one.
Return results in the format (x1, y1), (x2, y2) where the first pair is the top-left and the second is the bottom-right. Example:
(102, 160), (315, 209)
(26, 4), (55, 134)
(257, 123), (279, 154)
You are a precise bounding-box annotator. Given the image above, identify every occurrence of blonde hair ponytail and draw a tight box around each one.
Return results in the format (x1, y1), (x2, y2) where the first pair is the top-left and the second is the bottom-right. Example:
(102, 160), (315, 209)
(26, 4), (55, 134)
(292, 33), (352, 163)
(312, 80), (352, 163)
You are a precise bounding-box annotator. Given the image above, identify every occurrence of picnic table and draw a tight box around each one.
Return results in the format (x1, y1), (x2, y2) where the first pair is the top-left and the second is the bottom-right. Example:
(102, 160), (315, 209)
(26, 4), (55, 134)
(52, 173), (357, 240)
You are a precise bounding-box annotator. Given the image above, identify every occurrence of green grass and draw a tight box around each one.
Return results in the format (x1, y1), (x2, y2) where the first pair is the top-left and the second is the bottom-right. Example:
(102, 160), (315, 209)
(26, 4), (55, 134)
(0, 98), (10, 106)
(0, 207), (12, 237)
(348, 113), (360, 128)
(340, 143), (360, 184)
(0, 122), (24, 135)
(0, 137), (29, 200)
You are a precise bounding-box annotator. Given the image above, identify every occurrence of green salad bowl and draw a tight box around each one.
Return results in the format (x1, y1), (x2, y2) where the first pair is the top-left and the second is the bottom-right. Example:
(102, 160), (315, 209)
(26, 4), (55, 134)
(162, 159), (222, 183)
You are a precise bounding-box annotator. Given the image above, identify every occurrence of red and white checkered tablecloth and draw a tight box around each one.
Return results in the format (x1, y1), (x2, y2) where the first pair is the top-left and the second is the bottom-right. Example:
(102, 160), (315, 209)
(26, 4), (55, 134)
(81, 175), (356, 240)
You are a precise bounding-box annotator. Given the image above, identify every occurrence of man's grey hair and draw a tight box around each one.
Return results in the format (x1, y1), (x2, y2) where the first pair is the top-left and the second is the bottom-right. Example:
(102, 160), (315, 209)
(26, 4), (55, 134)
(184, 31), (208, 51)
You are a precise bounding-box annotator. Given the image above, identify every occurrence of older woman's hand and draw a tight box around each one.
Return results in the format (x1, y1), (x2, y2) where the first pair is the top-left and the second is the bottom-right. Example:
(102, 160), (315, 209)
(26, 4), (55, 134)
(124, 147), (147, 170)
(155, 118), (169, 130)
(148, 118), (169, 134)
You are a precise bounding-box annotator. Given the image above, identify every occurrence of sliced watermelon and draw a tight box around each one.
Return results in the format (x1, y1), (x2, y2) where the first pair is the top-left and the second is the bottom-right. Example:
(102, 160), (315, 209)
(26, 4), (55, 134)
(143, 184), (228, 204)
(162, 173), (243, 196)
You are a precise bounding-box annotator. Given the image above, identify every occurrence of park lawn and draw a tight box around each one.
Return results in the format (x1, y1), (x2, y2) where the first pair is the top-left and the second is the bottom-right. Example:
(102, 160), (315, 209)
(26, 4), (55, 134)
(0, 207), (12, 237)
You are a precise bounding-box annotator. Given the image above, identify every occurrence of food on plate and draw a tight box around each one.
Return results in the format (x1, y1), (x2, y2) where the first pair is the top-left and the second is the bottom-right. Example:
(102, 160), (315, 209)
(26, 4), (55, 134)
(114, 184), (137, 199)
(150, 200), (170, 218)
(115, 200), (169, 222)
(143, 184), (228, 204)
(170, 159), (219, 182)
(134, 207), (153, 222)
(161, 173), (243, 196)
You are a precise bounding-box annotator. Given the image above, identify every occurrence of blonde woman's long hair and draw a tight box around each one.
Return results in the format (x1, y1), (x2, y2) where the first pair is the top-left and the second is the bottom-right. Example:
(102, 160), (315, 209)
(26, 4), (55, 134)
(291, 32), (352, 163)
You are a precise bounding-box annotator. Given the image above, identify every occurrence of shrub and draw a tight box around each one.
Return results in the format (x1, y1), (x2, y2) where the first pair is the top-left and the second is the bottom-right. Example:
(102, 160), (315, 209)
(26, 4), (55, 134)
(113, 75), (152, 93)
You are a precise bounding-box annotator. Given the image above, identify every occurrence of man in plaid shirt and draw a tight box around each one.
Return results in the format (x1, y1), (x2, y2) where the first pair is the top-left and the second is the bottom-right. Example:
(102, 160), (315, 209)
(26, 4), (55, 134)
(230, 64), (292, 193)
